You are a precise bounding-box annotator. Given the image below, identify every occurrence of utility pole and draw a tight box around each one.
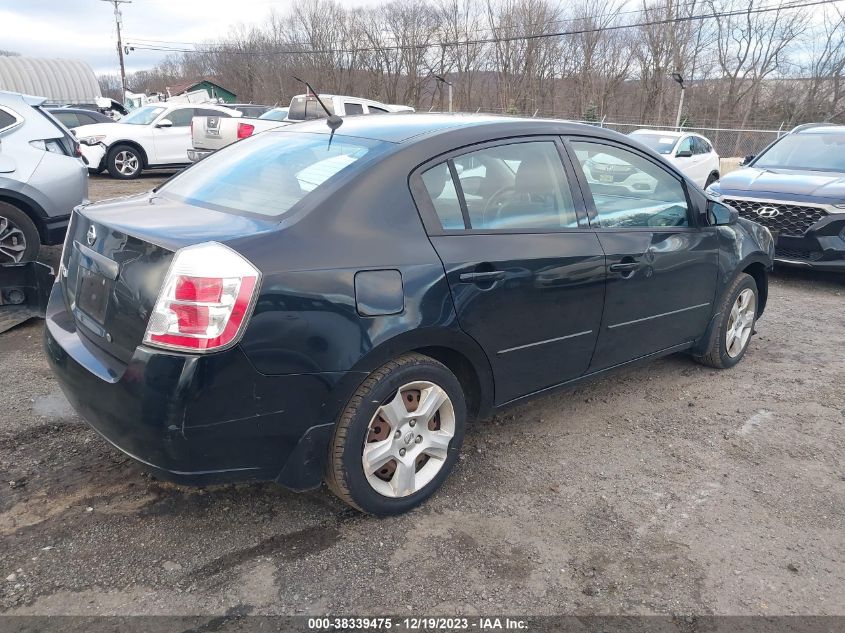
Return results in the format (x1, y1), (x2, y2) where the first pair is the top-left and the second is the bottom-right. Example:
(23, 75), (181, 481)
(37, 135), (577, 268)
(672, 73), (685, 130)
(434, 75), (453, 113)
(101, 0), (132, 107)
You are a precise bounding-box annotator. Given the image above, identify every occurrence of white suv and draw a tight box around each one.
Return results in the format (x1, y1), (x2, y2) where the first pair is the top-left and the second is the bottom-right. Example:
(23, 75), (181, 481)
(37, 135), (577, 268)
(75, 102), (241, 179)
(628, 129), (721, 188)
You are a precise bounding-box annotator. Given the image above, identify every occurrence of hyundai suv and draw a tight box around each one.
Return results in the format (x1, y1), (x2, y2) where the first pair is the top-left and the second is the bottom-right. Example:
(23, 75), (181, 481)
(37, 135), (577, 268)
(707, 124), (845, 271)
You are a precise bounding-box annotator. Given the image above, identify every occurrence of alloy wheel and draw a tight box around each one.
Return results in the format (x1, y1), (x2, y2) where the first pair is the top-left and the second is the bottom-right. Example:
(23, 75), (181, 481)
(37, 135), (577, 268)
(114, 150), (139, 176)
(0, 216), (27, 263)
(726, 288), (755, 358)
(362, 380), (455, 498)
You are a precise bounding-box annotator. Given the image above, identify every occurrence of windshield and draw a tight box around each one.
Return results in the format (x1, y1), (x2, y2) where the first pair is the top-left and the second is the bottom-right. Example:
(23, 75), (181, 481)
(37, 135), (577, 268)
(629, 133), (679, 155)
(259, 108), (289, 121)
(159, 131), (388, 217)
(121, 105), (166, 125)
(754, 132), (845, 172)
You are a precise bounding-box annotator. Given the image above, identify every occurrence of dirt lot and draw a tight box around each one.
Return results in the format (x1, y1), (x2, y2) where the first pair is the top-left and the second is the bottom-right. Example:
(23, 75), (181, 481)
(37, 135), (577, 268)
(0, 173), (843, 617)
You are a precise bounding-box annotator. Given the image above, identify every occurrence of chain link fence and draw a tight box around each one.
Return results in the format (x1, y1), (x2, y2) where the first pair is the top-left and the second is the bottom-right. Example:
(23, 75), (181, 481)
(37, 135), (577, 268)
(453, 106), (787, 159)
(569, 120), (786, 159)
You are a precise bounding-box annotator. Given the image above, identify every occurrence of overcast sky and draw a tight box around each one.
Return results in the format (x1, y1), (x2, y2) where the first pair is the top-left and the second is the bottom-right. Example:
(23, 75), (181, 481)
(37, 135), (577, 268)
(0, 0), (379, 74)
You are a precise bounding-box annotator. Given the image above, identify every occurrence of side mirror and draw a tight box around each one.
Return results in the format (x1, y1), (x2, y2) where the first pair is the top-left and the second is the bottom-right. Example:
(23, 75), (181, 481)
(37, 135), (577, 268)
(676, 149), (693, 158)
(707, 200), (738, 226)
(740, 154), (755, 166)
(156, 119), (173, 128)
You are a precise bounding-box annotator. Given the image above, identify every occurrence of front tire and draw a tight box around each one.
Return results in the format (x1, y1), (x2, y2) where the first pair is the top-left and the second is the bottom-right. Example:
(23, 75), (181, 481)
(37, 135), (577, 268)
(0, 201), (40, 263)
(695, 273), (758, 369)
(106, 144), (143, 179)
(326, 353), (466, 515)
(705, 171), (719, 188)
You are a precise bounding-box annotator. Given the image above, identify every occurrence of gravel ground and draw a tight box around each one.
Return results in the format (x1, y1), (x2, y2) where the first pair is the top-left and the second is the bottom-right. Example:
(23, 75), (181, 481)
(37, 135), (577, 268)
(0, 173), (843, 616)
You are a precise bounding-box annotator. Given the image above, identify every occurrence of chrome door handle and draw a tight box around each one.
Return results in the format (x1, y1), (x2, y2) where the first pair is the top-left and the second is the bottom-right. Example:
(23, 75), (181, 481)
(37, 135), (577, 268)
(459, 271), (506, 283)
(608, 262), (640, 273)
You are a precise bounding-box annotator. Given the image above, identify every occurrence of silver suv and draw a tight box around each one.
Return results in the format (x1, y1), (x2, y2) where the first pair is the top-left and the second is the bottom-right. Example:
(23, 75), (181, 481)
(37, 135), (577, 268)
(0, 91), (88, 263)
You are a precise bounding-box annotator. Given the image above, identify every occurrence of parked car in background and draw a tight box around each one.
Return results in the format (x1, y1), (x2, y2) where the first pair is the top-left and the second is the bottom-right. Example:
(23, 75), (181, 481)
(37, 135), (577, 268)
(226, 103), (271, 118)
(627, 129), (721, 188)
(0, 91), (87, 263)
(75, 102), (242, 179)
(188, 94), (412, 161)
(706, 123), (845, 271)
(46, 115), (773, 516)
(259, 107), (289, 122)
(47, 107), (114, 129)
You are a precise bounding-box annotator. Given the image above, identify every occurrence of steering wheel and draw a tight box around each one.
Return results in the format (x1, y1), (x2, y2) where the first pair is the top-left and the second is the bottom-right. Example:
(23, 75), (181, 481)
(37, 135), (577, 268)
(481, 186), (517, 226)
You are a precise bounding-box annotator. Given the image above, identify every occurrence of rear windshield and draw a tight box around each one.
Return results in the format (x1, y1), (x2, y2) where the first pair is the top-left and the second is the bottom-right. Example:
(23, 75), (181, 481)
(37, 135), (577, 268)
(159, 131), (387, 217)
(629, 133), (679, 155)
(288, 96), (334, 121)
(754, 133), (845, 172)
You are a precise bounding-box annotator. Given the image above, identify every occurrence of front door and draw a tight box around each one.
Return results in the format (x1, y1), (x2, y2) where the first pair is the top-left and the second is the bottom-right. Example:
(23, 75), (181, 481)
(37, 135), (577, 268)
(152, 107), (195, 164)
(413, 138), (607, 404)
(567, 138), (719, 370)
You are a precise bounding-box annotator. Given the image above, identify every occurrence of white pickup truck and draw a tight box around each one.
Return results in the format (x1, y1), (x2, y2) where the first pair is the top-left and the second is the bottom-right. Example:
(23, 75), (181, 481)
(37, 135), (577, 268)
(188, 93), (413, 161)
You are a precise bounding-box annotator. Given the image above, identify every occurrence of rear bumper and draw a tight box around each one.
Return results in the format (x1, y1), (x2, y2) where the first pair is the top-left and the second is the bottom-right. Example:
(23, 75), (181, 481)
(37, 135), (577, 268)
(44, 282), (359, 489)
(187, 148), (214, 162)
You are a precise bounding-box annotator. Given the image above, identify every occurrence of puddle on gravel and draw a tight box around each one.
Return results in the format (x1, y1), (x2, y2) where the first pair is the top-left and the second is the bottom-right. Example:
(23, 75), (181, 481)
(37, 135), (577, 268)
(31, 391), (76, 421)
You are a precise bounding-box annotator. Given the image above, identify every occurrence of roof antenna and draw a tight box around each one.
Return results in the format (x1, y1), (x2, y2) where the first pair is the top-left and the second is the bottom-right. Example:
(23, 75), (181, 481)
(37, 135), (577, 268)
(293, 76), (343, 132)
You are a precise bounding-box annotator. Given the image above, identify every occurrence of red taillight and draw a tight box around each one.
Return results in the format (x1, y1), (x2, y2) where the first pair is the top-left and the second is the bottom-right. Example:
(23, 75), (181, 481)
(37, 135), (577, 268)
(175, 276), (223, 302)
(143, 243), (260, 353)
(236, 122), (255, 139)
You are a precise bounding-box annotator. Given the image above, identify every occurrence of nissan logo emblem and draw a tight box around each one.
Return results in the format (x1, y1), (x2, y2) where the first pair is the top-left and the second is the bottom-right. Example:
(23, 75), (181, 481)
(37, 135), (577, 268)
(755, 206), (781, 218)
(86, 225), (97, 246)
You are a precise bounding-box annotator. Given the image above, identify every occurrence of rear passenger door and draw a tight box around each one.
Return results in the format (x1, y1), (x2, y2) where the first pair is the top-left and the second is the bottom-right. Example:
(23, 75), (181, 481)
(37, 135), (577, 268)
(567, 138), (718, 371)
(411, 138), (606, 404)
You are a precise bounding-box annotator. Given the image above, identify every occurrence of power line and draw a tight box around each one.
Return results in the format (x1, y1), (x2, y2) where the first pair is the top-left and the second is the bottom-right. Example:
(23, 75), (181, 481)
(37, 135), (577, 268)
(124, 0), (841, 57)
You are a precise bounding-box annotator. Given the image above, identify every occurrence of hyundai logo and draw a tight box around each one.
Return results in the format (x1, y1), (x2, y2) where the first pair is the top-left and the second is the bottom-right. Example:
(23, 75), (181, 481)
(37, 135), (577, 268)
(756, 206), (781, 218)
(86, 225), (97, 246)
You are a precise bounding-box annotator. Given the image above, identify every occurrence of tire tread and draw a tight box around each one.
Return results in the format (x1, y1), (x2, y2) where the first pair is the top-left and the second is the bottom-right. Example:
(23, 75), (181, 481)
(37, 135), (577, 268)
(695, 272), (755, 369)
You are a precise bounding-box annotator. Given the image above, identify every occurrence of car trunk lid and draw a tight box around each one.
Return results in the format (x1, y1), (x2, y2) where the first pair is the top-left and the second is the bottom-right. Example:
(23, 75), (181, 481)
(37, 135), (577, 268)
(61, 193), (274, 363)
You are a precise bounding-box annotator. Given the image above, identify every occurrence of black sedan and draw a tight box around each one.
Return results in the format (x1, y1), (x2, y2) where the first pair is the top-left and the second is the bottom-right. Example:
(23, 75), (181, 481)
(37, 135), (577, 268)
(46, 107), (114, 129)
(44, 115), (774, 515)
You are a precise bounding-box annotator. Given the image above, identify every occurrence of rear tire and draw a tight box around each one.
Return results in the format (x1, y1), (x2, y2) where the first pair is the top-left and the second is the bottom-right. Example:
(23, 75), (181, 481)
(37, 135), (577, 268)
(695, 273), (758, 369)
(705, 171), (719, 188)
(326, 353), (466, 516)
(0, 201), (40, 263)
(106, 144), (143, 179)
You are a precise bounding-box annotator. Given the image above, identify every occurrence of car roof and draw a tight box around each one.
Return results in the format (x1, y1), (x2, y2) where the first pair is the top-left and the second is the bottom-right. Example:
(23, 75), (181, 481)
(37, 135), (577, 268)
(275, 113), (623, 144)
(0, 90), (46, 107)
(792, 123), (845, 134)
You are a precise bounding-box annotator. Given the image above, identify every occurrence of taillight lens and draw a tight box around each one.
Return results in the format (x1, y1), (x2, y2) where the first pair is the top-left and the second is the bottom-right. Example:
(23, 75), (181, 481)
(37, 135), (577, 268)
(236, 122), (255, 139)
(143, 242), (260, 353)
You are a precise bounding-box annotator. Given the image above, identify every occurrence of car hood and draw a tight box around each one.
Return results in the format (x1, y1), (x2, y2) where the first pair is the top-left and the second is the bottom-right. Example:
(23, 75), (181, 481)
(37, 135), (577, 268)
(716, 167), (845, 200)
(73, 122), (125, 139)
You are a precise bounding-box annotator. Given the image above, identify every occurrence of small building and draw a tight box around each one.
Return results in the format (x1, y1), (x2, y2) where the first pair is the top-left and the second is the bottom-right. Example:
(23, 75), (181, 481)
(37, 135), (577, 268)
(165, 78), (237, 103)
(0, 56), (101, 105)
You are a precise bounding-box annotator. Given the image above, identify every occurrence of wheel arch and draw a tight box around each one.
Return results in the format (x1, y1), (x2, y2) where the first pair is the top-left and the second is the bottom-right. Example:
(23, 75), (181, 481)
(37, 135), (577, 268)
(0, 192), (48, 242)
(741, 260), (768, 317)
(107, 140), (149, 168)
(345, 327), (496, 422)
